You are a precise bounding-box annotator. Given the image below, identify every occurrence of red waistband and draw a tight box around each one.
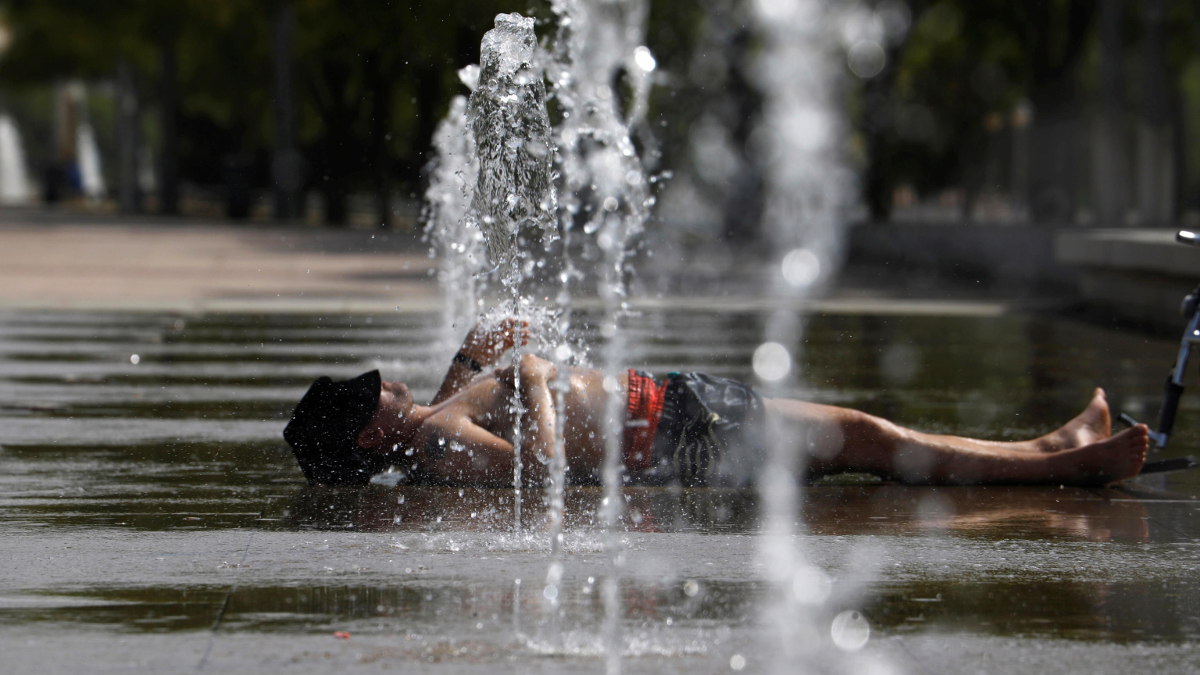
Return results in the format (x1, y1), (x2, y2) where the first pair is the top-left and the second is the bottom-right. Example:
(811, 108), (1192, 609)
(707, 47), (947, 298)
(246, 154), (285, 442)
(624, 369), (664, 471)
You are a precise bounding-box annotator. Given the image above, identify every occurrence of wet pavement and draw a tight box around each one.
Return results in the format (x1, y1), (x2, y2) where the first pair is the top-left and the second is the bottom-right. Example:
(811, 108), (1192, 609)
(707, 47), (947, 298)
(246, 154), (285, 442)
(3, 300), (1200, 674)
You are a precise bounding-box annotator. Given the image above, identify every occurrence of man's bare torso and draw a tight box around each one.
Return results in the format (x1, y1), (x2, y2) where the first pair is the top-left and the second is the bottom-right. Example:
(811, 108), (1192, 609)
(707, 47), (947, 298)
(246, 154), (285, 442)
(410, 367), (625, 484)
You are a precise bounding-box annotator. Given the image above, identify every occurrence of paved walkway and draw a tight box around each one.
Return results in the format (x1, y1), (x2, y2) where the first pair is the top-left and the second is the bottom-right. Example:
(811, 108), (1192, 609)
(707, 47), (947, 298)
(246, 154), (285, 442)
(0, 208), (440, 313)
(0, 207), (1052, 318)
(4, 207), (1199, 674)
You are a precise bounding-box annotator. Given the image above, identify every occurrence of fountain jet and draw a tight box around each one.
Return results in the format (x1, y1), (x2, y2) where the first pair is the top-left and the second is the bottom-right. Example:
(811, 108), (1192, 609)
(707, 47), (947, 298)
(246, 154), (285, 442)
(467, 13), (558, 287)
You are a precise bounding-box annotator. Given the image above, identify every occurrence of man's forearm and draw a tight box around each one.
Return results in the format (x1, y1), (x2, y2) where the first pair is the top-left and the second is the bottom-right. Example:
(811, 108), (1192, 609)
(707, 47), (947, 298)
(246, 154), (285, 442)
(518, 378), (558, 487)
(430, 319), (530, 405)
(515, 353), (562, 487)
(431, 350), (484, 404)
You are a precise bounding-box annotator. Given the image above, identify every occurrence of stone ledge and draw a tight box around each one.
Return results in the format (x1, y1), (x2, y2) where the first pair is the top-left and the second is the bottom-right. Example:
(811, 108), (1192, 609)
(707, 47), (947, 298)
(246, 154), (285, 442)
(847, 222), (1078, 290)
(1056, 228), (1200, 276)
(1056, 228), (1200, 327)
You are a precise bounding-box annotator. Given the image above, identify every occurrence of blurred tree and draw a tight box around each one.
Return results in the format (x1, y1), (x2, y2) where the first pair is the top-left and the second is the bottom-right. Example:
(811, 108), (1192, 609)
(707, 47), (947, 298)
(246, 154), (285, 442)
(857, 0), (1106, 224)
(1019, 0), (1097, 223)
(882, 0), (1029, 218)
(0, 0), (272, 216)
(1138, 0), (1172, 225)
(1091, 0), (1128, 226)
(271, 1), (300, 221)
(287, 0), (524, 226)
(640, 0), (759, 243)
(3, 0), (1198, 234)
(1, 0), (155, 210)
(0, 0), (518, 225)
(859, 0), (930, 223)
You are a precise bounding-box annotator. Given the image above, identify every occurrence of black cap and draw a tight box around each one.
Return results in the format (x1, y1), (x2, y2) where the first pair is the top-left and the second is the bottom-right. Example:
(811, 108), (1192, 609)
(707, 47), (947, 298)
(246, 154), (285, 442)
(283, 370), (382, 485)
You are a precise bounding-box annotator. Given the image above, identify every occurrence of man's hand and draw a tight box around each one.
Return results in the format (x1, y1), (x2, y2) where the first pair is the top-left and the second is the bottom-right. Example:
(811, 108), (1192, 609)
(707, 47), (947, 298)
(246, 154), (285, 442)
(432, 318), (532, 406)
(495, 353), (558, 390)
(460, 318), (531, 368)
(518, 353), (557, 382)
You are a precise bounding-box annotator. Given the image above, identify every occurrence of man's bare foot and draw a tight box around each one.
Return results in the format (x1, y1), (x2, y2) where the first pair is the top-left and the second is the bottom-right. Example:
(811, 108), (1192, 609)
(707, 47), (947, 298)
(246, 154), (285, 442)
(1033, 388), (1113, 453)
(1044, 423), (1149, 485)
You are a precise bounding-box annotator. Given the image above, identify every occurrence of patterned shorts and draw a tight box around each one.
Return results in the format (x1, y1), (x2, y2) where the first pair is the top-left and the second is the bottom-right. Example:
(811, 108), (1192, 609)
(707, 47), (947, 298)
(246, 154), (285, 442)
(630, 372), (766, 487)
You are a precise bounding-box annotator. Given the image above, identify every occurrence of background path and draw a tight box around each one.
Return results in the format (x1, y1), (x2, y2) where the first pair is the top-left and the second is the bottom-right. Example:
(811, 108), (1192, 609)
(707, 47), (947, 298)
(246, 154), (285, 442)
(0, 208), (439, 313)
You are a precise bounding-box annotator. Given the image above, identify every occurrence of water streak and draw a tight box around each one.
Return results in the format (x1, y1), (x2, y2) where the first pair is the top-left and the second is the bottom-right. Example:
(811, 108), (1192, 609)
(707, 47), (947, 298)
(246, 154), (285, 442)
(422, 4), (668, 671)
(748, 0), (888, 672)
(424, 94), (481, 345)
(77, 121), (106, 200)
(0, 115), (32, 204)
(545, 2), (656, 670)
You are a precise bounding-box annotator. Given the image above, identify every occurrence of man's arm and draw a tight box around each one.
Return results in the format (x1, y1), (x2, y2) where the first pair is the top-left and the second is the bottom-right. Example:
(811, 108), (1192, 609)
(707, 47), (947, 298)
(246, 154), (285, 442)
(416, 410), (518, 486)
(472, 353), (561, 487)
(511, 353), (560, 488)
(430, 318), (530, 405)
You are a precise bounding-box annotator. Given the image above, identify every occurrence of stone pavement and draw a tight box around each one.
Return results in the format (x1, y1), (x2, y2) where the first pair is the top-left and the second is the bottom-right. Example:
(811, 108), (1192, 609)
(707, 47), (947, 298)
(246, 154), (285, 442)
(0, 207), (441, 313)
(0, 206), (1052, 320)
(3, 207), (1200, 674)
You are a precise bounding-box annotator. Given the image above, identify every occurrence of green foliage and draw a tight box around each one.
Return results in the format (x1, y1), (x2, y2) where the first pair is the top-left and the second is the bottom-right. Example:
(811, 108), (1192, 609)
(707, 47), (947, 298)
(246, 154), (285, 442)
(2, 0), (1200, 225)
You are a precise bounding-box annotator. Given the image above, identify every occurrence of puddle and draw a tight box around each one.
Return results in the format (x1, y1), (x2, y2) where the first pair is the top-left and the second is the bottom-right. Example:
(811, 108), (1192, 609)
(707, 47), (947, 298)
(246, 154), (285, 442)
(3, 308), (1200, 671)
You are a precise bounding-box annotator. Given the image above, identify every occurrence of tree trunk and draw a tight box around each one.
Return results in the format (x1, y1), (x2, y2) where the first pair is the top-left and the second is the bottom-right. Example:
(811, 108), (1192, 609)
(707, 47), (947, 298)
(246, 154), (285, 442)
(272, 1), (303, 220)
(862, 62), (899, 223)
(1137, 0), (1174, 226)
(157, 34), (179, 215)
(322, 183), (348, 225)
(366, 51), (392, 228)
(115, 60), (142, 214)
(1092, 0), (1128, 226)
(721, 26), (763, 243)
(1023, 0), (1096, 225)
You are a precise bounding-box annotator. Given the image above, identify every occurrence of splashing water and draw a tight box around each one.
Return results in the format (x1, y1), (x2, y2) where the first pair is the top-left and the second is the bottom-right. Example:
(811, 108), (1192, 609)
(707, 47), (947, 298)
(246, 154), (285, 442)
(0, 115), (32, 204)
(545, 2), (656, 670)
(424, 1), (894, 672)
(749, 1), (894, 672)
(77, 121), (106, 200)
(547, 0), (654, 304)
(425, 4), (657, 668)
(424, 93), (482, 347)
(468, 13), (559, 291)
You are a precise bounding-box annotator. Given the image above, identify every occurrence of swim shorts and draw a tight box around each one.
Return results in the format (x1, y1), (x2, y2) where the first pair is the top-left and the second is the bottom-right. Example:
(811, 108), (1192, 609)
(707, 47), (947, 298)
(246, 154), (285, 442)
(626, 370), (766, 487)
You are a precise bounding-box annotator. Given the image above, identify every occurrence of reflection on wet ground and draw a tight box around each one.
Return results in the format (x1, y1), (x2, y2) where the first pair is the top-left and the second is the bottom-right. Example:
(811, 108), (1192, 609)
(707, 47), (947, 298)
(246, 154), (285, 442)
(3, 309), (1200, 673)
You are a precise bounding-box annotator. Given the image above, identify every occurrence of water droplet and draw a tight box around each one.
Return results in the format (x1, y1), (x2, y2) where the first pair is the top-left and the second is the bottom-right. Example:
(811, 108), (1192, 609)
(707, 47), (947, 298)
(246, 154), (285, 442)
(753, 342), (792, 381)
(830, 610), (870, 651)
(602, 375), (620, 393)
(848, 40), (886, 79)
(633, 45), (657, 73)
(791, 566), (831, 605)
(781, 247), (822, 288)
(730, 653), (747, 671)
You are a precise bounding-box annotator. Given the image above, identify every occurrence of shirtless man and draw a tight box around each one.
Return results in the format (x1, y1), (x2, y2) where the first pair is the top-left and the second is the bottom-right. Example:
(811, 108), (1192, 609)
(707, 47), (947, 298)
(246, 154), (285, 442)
(283, 320), (1150, 488)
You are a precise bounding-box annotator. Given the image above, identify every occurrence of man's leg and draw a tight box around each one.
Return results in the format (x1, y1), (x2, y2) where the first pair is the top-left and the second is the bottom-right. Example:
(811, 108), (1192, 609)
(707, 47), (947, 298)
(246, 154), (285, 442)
(763, 389), (1149, 485)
